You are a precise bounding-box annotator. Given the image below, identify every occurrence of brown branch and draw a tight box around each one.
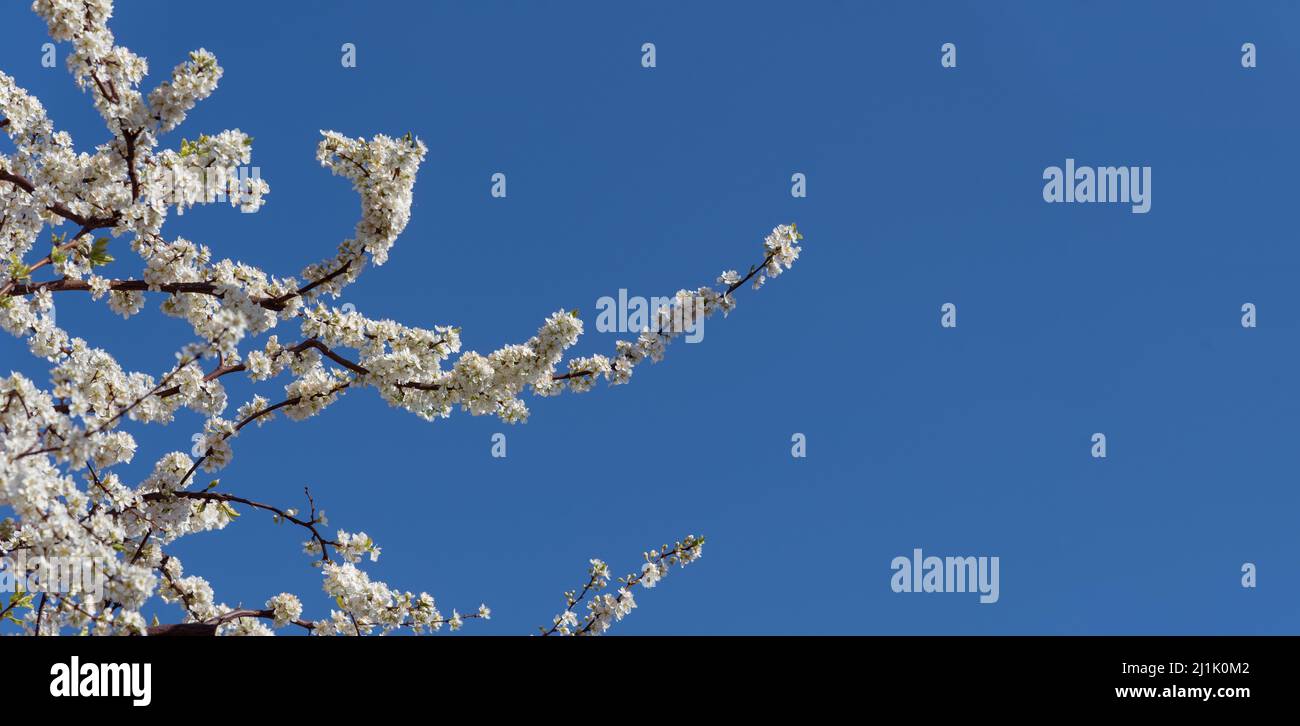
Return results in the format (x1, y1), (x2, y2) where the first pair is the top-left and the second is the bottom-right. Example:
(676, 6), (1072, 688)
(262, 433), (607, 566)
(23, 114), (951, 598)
(0, 168), (119, 230)
(155, 555), (203, 622)
(174, 381), (352, 492)
(145, 622), (218, 636)
(122, 128), (141, 201)
(153, 337), (366, 401)
(726, 251), (776, 297)
(33, 593), (47, 637)
(127, 529), (152, 565)
(89, 352), (202, 434)
(3, 277), (269, 304)
(140, 488), (338, 562)
(551, 370), (595, 381)
(156, 358), (245, 398)
(540, 573), (601, 636)
(269, 259), (353, 308)
(205, 608), (314, 631)
(89, 69), (120, 106)
(151, 607), (484, 636)
(293, 339), (369, 376)
(4, 260), (354, 314)
(0, 168), (120, 297)
(0, 168), (35, 194)
(544, 538), (705, 637)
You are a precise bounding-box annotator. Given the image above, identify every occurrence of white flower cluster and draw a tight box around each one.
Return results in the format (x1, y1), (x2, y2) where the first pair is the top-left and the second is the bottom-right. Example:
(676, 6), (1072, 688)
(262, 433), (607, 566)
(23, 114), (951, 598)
(2, 1), (797, 636)
(316, 560), (456, 636)
(546, 535), (704, 636)
(267, 592), (303, 627)
(149, 50), (222, 134)
(753, 223), (803, 289)
(148, 129), (269, 215)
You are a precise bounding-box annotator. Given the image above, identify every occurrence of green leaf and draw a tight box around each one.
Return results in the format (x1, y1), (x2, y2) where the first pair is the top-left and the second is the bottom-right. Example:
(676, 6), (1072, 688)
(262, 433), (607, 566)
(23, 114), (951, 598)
(88, 237), (114, 267)
(6, 589), (33, 613)
(7, 260), (32, 281)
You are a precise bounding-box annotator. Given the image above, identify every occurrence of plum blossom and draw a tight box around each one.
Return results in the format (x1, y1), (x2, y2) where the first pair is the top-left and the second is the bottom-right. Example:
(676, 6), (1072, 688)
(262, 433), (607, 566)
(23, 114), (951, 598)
(1, 0), (801, 636)
(543, 536), (704, 636)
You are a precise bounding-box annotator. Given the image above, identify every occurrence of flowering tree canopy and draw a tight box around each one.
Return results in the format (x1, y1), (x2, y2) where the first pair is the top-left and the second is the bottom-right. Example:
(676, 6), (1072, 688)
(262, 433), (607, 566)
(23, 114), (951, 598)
(0, 0), (804, 635)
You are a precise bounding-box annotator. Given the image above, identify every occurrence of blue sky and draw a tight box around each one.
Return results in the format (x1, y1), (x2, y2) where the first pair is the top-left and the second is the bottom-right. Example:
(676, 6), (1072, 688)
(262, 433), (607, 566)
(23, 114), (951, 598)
(3, 0), (1299, 634)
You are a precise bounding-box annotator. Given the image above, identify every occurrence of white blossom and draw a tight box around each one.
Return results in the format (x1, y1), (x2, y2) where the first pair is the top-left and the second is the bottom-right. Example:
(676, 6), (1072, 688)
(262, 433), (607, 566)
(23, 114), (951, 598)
(0, 0), (800, 637)
(266, 592), (303, 628)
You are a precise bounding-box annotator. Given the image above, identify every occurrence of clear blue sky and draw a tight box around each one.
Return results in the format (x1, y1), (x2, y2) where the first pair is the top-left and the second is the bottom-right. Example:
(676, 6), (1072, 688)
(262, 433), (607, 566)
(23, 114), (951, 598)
(3, 1), (1298, 634)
